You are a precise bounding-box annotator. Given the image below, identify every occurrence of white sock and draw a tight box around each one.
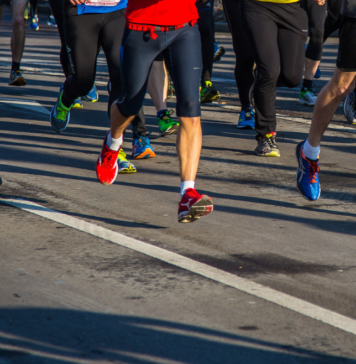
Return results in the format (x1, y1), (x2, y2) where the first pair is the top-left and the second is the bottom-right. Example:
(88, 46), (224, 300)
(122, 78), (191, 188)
(180, 181), (195, 197)
(303, 139), (320, 160)
(106, 131), (122, 151)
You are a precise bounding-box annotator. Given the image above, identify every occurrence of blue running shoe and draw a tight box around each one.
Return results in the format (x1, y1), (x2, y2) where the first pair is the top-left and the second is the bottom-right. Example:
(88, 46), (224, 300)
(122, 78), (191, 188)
(50, 92), (72, 133)
(72, 97), (83, 108)
(132, 134), (155, 160)
(213, 42), (225, 62)
(296, 141), (320, 201)
(314, 67), (321, 79)
(29, 17), (39, 31)
(237, 107), (255, 129)
(47, 15), (57, 27)
(83, 86), (99, 103)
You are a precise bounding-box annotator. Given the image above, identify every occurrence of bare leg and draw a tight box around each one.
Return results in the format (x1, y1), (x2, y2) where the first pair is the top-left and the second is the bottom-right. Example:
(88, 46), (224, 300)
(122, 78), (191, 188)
(11, 0), (27, 64)
(308, 68), (356, 147)
(147, 60), (168, 112)
(176, 117), (202, 182)
(304, 57), (320, 81)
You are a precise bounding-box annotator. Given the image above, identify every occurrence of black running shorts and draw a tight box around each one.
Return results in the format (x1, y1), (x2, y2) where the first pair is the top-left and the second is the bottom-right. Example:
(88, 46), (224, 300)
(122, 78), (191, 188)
(337, 16), (356, 72)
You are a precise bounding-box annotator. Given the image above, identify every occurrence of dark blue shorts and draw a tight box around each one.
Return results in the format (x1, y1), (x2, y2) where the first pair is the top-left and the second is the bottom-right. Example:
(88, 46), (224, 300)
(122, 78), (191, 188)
(117, 24), (202, 118)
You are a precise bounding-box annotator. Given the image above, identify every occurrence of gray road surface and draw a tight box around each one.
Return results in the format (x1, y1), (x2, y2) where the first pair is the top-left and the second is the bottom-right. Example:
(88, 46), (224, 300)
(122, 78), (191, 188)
(1, 8), (356, 364)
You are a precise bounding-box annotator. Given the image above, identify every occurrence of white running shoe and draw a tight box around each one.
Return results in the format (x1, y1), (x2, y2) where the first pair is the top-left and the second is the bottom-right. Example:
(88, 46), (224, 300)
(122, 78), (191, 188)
(298, 88), (317, 106)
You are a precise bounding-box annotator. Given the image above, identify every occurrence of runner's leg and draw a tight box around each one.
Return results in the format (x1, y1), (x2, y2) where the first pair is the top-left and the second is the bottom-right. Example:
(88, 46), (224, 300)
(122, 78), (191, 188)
(223, 0), (255, 128)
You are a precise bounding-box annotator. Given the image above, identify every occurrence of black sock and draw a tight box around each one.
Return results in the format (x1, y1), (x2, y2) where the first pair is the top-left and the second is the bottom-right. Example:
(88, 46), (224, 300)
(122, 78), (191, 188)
(302, 79), (313, 91)
(12, 61), (20, 72)
(61, 92), (74, 108)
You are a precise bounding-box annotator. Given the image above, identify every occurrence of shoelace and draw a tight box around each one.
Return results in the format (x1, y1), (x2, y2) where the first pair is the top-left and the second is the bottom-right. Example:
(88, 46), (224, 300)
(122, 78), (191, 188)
(102, 149), (117, 168)
(56, 104), (68, 122)
(308, 161), (320, 183)
(159, 109), (174, 121)
(136, 136), (150, 148)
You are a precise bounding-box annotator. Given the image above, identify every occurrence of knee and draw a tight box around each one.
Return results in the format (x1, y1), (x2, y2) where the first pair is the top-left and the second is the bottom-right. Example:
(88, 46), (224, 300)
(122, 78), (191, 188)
(334, 82), (356, 99)
(309, 26), (324, 44)
(12, 15), (24, 30)
(281, 72), (302, 88)
(177, 97), (200, 118)
(256, 67), (280, 88)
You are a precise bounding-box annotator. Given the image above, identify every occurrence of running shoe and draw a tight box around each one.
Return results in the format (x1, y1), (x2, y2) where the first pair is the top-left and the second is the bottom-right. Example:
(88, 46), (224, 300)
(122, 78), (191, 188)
(200, 81), (220, 104)
(314, 67), (321, 79)
(24, 7), (29, 20)
(8, 70), (26, 86)
(296, 141), (320, 201)
(213, 43), (226, 62)
(178, 188), (213, 223)
(255, 132), (280, 157)
(29, 17), (39, 30)
(298, 87), (317, 106)
(237, 106), (255, 129)
(343, 90), (356, 125)
(72, 97), (83, 108)
(82, 86), (99, 103)
(118, 148), (137, 174)
(50, 92), (72, 133)
(96, 133), (119, 185)
(158, 109), (179, 137)
(132, 134), (155, 159)
(47, 15), (57, 27)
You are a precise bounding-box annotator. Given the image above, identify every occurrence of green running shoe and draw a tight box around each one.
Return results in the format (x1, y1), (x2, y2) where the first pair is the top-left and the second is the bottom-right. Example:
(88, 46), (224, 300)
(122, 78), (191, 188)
(118, 148), (137, 173)
(50, 92), (72, 133)
(157, 109), (179, 137)
(200, 81), (220, 104)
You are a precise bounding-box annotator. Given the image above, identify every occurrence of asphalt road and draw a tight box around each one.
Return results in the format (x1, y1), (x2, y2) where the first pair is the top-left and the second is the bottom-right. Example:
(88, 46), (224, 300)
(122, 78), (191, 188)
(1, 7), (356, 364)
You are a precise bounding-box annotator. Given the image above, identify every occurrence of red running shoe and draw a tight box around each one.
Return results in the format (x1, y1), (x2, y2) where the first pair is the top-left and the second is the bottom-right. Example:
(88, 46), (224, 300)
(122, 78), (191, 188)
(96, 133), (120, 185)
(178, 188), (213, 223)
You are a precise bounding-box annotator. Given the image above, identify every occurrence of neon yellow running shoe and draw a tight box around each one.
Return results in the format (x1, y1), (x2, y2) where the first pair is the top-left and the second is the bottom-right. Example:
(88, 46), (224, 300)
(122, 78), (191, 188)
(200, 81), (220, 104)
(118, 148), (137, 173)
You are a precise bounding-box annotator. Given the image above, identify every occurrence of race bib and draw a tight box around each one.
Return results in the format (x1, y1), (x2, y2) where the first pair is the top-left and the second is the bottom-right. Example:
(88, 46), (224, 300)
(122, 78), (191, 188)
(85, 0), (121, 6)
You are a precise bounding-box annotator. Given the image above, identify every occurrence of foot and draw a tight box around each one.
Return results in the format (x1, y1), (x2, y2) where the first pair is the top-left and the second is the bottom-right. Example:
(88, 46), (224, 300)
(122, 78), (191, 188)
(343, 90), (356, 125)
(72, 97), (83, 108)
(178, 188), (213, 223)
(132, 134), (155, 160)
(47, 15), (57, 27)
(255, 132), (280, 157)
(299, 87), (317, 106)
(9, 70), (26, 86)
(157, 109), (179, 137)
(200, 81), (220, 104)
(82, 86), (99, 103)
(96, 133), (120, 185)
(296, 141), (320, 201)
(213, 43), (225, 62)
(118, 148), (137, 174)
(50, 92), (72, 133)
(29, 17), (39, 30)
(237, 106), (255, 129)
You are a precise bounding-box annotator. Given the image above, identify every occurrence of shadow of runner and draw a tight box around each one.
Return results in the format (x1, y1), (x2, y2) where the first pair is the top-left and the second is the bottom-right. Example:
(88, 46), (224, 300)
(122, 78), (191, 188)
(0, 309), (354, 364)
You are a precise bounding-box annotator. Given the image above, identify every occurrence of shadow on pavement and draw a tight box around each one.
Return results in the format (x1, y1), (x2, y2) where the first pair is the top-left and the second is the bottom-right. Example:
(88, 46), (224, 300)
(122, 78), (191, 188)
(0, 308), (354, 364)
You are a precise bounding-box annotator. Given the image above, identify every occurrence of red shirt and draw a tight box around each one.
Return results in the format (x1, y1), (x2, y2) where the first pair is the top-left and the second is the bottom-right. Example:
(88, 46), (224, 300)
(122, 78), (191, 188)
(126, 0), (199, 26)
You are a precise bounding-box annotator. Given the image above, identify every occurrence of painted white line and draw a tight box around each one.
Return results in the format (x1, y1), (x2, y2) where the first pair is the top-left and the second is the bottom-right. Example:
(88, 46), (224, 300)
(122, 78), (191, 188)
(0, 98), (50, 115)
(2, 198), (356, 336)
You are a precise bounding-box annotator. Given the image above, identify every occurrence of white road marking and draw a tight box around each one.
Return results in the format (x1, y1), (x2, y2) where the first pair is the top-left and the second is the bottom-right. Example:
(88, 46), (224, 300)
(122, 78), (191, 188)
(2, 197), (356, 336)
(0, 98), (50, 115)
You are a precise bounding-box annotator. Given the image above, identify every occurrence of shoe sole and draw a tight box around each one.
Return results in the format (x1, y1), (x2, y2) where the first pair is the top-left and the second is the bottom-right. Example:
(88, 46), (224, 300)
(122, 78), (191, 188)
(178, 196), (213, 223)
(201, 94), (221, 104)
(295, 143), (321, 201)
(237, 125), (255, 130)
(118, 167), (137, 174)
(72, 103), (83, 109)
(298, 100), (315, 106)
(255, 151), (280, 157)
(8, 77), (26, 86)
(133, 150), (156, 160)
(159, 124), (179, 137)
